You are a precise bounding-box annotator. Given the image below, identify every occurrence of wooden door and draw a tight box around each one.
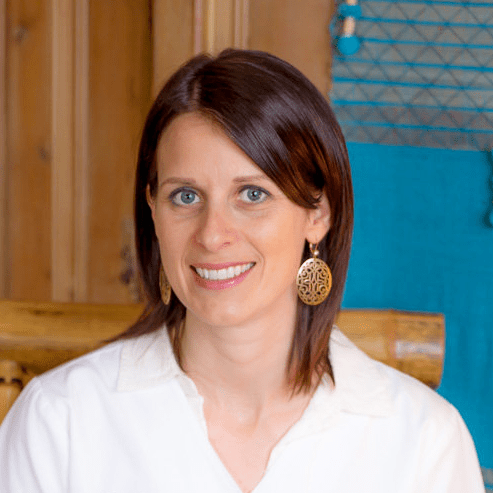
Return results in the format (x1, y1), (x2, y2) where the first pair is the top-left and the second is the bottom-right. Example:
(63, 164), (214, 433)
(1, 0), (151, 303)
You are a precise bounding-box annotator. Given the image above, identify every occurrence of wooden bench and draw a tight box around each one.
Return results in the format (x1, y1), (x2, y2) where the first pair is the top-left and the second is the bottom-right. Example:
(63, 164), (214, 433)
(0, 300), (445, 423)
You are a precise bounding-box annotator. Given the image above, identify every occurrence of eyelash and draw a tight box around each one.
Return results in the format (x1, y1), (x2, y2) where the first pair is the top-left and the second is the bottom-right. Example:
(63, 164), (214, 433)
(169, 188), (201, 206)
(167, 185), (271, 207)
(238, 186), (271, 203)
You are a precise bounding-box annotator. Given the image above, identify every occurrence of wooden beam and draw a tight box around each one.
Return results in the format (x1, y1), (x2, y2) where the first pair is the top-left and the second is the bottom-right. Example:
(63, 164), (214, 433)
(153, 0), (249, 94)
(234, 0), (249, 49)
(74, 0), (90, 301)
(152, 0), (194, 95)
(249, 0), (332, 95)
(0, 300), (143, 374)
(193, 0), (249, 55)
(51, 0), (75, 301)
(0, 301), (444, 388)
(0, 0), (7, 298)
(336, 309), (445, 389)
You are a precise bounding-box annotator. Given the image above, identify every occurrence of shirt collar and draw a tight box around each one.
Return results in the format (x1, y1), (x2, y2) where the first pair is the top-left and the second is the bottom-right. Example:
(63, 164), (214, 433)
(117, 327), (179, 392)
(117, 324), (393, 418)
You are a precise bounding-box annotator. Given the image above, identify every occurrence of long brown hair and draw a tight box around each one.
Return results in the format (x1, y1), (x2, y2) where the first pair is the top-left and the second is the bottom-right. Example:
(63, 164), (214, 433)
(115, 49), (354, 392)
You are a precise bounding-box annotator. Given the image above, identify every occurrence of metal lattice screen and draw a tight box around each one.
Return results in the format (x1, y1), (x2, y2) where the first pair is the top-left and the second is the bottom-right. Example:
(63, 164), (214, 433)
(330, 0), (493, 150)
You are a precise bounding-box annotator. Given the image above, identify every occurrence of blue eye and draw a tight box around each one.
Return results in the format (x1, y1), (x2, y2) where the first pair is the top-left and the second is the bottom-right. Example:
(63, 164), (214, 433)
(171, 189), (200, 206)
(240, 187), (269, 203)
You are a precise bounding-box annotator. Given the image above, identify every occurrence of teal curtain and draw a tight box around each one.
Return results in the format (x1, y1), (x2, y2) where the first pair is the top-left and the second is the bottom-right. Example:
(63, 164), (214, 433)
(342, 142), (493, 468)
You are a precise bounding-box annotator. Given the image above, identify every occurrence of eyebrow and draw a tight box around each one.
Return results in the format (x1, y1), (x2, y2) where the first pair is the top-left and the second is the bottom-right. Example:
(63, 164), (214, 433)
(158, 178), (196, 189)
(158, 174), (269, 189)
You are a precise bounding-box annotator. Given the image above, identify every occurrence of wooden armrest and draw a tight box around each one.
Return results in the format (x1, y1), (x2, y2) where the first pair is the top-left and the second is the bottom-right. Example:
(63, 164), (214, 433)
(336, 309), (444, 388)
(0, 360), (25, 422)
(0, 300), (142, 375)
(0, 301), (444, 388)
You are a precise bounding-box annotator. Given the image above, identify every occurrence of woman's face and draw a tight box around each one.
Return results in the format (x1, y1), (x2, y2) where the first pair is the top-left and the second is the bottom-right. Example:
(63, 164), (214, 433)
(148, 112), (329, 329)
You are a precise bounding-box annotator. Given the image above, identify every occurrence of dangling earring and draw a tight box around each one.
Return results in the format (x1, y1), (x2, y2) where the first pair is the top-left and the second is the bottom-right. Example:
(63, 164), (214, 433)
(296, 243), (332, 305)
(159, 266), (171, 305)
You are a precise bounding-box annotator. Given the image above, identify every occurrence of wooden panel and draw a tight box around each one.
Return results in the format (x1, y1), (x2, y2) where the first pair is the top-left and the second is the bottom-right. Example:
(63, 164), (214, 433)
(6, 0), (53, 300)
(205, 0), (235, 53)
(249, 0), (333, 95)
(0, 1), (7, 298)
(193, 0), (249, 55)
(233, 0), (249, 48)
(153, 0), (194, 95)
(51, 0), (75, 301)
(74, 0), (90, 301)
(152, 0), (249, 94)
(87, 0), (152, 303)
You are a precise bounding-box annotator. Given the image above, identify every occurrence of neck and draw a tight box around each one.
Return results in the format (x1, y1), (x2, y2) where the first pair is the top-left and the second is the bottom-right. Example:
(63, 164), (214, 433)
(180, 305), (299, 410)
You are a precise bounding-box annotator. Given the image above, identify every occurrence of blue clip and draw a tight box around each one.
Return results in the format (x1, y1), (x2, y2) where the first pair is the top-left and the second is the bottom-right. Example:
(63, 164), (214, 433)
(338, 3), (362, 19)
(337, 35), (361, 56)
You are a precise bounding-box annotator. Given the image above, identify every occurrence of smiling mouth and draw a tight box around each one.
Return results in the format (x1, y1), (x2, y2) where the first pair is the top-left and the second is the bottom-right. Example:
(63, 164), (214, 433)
(193, 263), (255, 281)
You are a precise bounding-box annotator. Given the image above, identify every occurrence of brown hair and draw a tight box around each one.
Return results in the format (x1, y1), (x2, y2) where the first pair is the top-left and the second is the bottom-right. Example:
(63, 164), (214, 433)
(116, 49), (353, 392)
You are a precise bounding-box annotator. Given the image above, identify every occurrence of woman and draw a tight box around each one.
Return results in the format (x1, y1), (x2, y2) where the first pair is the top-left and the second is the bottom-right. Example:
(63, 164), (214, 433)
(0, 49), (484, 492)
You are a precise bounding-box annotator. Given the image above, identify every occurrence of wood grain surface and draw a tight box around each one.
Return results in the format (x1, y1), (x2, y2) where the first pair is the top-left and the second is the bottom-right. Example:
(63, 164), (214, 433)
(0, 300), (444, 387)
(249, 0), (334, 95)
(6, 1), (53, 300)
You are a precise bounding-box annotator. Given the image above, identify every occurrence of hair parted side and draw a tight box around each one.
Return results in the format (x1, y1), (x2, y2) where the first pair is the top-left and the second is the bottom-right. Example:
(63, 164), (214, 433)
(113, 49), (354, 393)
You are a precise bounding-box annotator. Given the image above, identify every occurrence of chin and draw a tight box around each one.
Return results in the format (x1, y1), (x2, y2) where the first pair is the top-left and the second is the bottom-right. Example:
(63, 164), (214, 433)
(186, 299), (249, 329)
(205, 310), (252, 329)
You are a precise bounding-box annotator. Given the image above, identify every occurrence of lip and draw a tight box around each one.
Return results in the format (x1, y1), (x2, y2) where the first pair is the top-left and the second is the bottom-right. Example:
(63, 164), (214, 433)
(191, 262), (255, 290)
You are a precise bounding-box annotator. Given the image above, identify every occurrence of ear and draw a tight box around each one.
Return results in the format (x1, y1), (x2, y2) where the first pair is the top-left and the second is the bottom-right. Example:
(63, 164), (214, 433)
(305, 193), (331, 245)
(146, 184), (156, 221)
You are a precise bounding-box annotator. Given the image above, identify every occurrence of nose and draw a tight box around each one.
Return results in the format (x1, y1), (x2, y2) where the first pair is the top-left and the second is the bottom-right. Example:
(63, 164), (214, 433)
(193, 204), (238, 252)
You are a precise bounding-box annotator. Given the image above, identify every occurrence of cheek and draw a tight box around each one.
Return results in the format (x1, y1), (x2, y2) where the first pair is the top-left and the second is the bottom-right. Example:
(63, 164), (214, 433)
(253, 211), (308, 263)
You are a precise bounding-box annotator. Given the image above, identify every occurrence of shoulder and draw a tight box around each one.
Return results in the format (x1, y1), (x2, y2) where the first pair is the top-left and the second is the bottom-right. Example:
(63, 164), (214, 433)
(11, 326), (179, 417)
(0, 340), (125, 435)
(0, 329), (174, 458)
(30, 325), (174, 397)
(33, 338), (125, 399)
(328, 328), (483, 490)
(372, 352), (464, 443)
(330, 327), (465, 432)
(373, 357), (484, 490)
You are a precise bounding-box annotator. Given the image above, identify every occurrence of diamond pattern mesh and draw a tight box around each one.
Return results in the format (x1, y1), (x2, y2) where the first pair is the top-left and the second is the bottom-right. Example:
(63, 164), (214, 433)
(330, 0), (493, 150)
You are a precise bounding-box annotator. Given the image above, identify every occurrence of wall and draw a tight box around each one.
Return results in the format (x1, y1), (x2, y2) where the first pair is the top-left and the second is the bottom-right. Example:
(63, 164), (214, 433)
(342, 142), (493, 467)
(1, 0), (332, 303)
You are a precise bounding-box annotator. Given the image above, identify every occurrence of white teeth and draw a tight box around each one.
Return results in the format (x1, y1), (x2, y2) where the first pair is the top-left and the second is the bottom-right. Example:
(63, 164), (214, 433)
(194, 263), (254, 281)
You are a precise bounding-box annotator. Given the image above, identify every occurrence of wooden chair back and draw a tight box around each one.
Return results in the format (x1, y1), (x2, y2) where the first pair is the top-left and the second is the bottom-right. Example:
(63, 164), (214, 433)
(0, 300), (444, 423)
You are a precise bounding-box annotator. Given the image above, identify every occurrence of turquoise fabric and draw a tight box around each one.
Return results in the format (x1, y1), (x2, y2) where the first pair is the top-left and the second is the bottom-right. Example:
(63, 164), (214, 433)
(342, 142), (493, 468)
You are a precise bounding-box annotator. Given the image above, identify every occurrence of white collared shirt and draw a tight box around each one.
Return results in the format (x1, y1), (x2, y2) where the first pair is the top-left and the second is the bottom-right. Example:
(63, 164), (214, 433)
(0, 327), (485, 492)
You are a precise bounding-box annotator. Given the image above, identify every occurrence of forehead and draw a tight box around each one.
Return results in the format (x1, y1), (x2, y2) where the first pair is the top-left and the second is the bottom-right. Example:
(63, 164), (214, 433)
(156, 112), (262, 178)
(158, 112), (224, 151)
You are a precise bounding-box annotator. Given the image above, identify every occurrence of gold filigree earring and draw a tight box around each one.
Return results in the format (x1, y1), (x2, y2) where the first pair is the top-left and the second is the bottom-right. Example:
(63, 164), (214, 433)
(159, 266), (171, 305)
(296, 243), (332, 305)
